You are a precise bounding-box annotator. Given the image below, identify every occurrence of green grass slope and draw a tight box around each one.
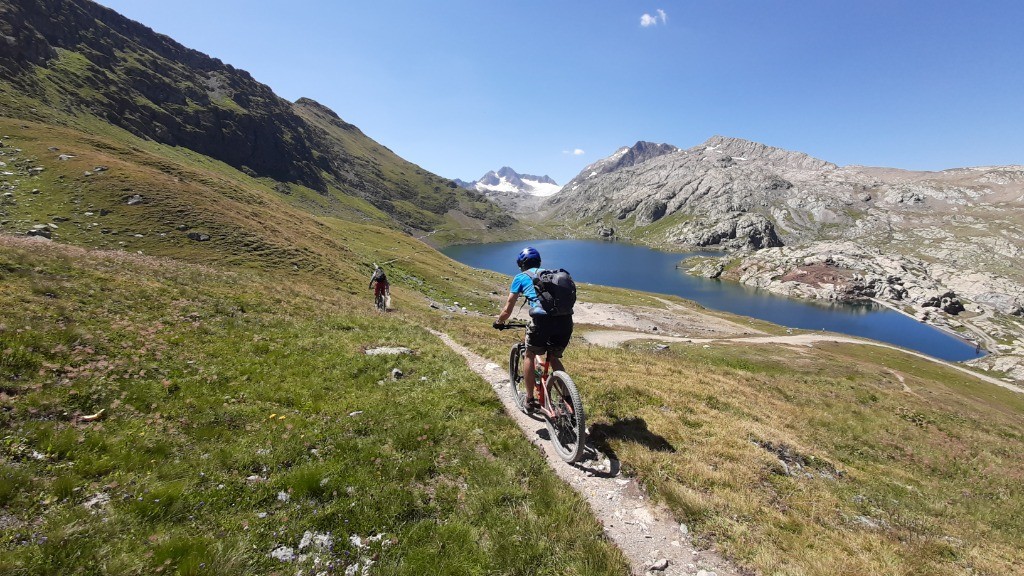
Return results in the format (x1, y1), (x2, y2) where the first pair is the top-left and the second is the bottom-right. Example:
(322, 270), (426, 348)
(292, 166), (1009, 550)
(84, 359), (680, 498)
(0, 0), (520, 240)
(0, 236), (628, 576)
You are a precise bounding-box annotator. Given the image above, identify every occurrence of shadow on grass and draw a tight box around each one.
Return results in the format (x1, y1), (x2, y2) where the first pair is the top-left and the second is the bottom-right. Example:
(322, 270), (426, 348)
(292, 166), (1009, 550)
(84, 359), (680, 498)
(588, 417), (676, 454)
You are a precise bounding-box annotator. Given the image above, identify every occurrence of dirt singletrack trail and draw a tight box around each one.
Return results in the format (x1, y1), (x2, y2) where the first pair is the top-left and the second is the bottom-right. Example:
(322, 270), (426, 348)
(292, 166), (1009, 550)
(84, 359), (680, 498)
(430, 329), (741, 576)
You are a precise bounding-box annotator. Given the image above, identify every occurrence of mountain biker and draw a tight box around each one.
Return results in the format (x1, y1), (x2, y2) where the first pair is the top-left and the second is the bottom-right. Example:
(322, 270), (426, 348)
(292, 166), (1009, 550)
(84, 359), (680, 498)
(369, 264), (389, 308)
(493, 247), (573, 412)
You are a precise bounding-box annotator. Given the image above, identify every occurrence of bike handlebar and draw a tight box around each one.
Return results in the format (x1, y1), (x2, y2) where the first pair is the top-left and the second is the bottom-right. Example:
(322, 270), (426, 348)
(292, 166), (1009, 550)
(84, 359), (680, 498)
(494, 321), (529, 330)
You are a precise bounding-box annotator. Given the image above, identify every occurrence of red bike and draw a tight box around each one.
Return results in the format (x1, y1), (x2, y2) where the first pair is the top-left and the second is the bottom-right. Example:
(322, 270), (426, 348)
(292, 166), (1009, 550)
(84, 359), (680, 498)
(499, 321), (586, 463)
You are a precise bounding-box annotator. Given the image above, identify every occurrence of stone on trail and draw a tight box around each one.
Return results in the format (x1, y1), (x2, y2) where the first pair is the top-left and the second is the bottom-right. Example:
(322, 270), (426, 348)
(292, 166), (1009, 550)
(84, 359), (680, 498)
(391, 368), (403, 380)
(484, 362), (500, 371)
(649, 558), (669, 571)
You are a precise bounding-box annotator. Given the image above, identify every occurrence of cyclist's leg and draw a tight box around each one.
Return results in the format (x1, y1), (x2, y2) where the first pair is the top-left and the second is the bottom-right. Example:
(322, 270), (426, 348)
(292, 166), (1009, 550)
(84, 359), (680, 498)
(524, 320), (552, 406)
(523, 349), (537, 402)
(546, 316), (573, 372)
(549, 355), (565, 373)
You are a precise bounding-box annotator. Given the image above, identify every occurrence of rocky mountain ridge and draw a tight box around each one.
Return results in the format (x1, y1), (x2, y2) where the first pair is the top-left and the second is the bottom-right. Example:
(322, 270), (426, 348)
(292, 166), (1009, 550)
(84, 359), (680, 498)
(454, 166), (560, 216)
(457, 166), (560, 196)
(544, 136), (1024, 381)
(0, 0), (513, 235)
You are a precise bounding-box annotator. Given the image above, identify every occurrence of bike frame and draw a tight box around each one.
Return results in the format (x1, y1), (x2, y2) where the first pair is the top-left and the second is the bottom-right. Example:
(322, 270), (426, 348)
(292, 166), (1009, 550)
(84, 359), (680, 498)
(531, 349), (557, 418)
(500, 319), (586, 463)
(506, 321), (561, 419)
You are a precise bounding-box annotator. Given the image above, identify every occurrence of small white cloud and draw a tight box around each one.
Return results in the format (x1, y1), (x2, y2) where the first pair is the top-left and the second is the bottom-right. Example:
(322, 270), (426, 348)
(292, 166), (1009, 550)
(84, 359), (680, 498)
(640, 9), (667, 27)
(563, 148), (585, 156)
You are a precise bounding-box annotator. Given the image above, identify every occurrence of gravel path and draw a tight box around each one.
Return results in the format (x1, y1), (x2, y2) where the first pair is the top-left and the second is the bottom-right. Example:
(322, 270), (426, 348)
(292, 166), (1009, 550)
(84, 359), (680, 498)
(430, 329), (742, 576)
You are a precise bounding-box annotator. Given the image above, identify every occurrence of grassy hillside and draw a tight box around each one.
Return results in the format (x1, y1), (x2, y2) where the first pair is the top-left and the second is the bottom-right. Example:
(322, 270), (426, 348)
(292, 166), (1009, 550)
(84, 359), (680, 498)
(1, 4), (1022, 574)
(0, 236), (628, 576)
(0, 0), (520, 240)
(0, 116), (517, 279)
(4, 155), (1024, 575)
(446, 319), (1024, 575)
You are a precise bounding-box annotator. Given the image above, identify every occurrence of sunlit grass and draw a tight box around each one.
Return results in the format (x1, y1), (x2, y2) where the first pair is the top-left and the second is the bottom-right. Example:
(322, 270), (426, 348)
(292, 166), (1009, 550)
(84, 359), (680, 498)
(0, 237), (628, 575)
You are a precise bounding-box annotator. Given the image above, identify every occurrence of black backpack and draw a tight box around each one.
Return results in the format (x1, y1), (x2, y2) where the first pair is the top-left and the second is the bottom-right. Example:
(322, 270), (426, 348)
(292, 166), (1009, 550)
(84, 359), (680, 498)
(529, 268), (576, 316)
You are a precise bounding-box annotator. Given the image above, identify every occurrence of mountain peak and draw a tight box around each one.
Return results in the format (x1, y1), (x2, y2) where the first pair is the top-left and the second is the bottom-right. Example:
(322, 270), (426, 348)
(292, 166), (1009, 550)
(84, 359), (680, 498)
(458, 167), (561, 197)
(698, 136), (837, 170)
(293, 97), (361, 133)
(294, 97), (339, 120)
(569, 141), (679, 183)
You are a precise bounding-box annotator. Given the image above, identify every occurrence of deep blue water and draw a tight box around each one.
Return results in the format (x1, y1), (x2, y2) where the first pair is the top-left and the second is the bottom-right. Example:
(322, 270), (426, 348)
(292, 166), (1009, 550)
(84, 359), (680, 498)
(443, 239), (983, 362)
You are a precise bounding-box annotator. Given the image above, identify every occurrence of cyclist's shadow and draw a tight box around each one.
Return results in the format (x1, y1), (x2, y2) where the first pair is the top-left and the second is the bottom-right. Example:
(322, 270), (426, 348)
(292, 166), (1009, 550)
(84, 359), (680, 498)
(572, 416), (675, 477)
(535, 416), (672, 477)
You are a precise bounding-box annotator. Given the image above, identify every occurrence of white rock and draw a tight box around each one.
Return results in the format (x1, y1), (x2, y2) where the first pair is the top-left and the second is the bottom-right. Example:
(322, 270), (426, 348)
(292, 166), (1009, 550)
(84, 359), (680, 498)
(269, 546), (295, 562)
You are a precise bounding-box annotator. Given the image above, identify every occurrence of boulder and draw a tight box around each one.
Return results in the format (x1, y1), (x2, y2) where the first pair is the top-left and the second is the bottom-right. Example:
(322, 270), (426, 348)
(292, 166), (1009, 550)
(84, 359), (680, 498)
(923, 291), (965, 315)
(670, 212), (782, 251)
(636, 199), (668, 225)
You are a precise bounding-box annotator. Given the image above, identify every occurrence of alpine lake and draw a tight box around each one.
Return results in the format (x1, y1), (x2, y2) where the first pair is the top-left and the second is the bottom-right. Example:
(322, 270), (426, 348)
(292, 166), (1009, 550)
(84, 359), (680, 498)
(443, 239), (983, 362)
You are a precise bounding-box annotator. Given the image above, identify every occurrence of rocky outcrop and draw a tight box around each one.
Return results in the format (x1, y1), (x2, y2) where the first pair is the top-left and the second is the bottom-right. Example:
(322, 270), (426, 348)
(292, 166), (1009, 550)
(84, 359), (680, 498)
(668, 213), (782, 251)
(543, 135), (1024, 377)
(922, 291), (965, 315)
(690, 241), (1024, 379)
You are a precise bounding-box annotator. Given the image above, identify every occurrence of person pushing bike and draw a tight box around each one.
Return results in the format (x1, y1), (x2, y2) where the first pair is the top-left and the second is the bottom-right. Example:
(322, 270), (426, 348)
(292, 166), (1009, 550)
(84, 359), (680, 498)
(493, 247), (573, 412)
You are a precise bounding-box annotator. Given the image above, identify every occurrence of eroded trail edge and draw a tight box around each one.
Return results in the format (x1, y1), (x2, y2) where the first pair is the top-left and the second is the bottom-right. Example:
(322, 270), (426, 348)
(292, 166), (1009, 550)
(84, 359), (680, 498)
(430, 329), (741, 576)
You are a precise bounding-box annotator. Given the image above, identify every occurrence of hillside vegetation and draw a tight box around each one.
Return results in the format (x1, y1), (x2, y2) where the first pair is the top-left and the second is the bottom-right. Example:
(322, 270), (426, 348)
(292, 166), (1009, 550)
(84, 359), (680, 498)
(0, 235), (629, 575)
(0, 0), (515, 241)
(2, 1), (1023, 574)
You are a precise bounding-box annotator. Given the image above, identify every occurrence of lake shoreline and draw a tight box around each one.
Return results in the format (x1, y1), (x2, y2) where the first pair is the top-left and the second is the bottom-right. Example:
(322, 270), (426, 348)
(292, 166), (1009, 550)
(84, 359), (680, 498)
(443, 239), (983, 362)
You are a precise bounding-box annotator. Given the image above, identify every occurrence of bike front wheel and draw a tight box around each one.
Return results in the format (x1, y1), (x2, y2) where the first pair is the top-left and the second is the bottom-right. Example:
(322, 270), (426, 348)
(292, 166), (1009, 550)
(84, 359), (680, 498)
(375, 294), (386, 312)
(544, 370), (586, 462)
(508, 343), (528, 414)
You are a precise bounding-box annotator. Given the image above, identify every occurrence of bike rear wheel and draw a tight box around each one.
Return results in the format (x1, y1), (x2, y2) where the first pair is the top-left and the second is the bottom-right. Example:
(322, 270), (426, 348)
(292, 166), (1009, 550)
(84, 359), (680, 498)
(544, 370), (586, 462)
(508, 343), (528, 414)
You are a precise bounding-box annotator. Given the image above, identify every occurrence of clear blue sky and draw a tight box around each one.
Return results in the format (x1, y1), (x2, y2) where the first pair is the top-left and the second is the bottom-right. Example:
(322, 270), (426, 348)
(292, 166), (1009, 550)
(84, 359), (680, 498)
(94, 0), (1023, 184)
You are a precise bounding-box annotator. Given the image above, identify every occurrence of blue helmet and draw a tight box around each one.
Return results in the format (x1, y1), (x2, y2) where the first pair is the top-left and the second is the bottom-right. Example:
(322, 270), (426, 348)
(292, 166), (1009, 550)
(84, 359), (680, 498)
(516, 246), (541, 270)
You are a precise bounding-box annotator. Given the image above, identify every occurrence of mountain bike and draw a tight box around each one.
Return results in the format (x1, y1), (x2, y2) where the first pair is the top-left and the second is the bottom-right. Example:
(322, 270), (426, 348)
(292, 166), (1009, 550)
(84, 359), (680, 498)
(374, 286), (389, 312)
(498, 321), (586, 463)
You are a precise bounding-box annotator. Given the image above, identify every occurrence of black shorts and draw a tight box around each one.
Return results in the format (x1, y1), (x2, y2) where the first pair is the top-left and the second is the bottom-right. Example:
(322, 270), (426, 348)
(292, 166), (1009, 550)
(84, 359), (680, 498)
(526, 315), (574, 358)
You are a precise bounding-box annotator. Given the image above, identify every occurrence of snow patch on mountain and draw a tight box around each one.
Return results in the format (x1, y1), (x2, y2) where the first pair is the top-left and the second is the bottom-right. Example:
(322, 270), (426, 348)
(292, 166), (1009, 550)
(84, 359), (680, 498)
(459, 167), (561, 197)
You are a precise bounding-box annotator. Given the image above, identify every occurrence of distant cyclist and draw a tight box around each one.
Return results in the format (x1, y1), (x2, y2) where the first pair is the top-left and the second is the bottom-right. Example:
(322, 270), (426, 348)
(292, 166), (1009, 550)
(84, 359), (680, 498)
(493, 247), (573, 411)
(369, 264), (389, 311)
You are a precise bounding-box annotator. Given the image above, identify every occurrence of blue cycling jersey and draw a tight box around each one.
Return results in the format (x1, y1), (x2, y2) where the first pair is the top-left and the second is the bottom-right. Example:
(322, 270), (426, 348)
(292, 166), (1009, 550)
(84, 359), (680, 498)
(510, 267), (544, 315)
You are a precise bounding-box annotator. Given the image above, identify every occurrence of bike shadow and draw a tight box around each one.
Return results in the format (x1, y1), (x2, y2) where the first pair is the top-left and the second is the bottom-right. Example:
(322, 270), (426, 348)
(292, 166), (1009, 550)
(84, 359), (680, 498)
(535, 427), (622, 478)
(588, 416), (676, 454)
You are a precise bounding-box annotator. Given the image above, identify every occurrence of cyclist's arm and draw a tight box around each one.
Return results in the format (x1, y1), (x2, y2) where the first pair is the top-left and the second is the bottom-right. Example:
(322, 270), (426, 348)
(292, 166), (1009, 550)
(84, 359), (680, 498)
(495, 292), (518, 324)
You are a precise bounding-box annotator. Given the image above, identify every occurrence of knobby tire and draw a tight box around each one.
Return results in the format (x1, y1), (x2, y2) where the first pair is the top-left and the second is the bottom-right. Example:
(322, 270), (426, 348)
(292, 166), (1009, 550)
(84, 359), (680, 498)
(508, 343), (528, 414)
(545, 370), (586, 463)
